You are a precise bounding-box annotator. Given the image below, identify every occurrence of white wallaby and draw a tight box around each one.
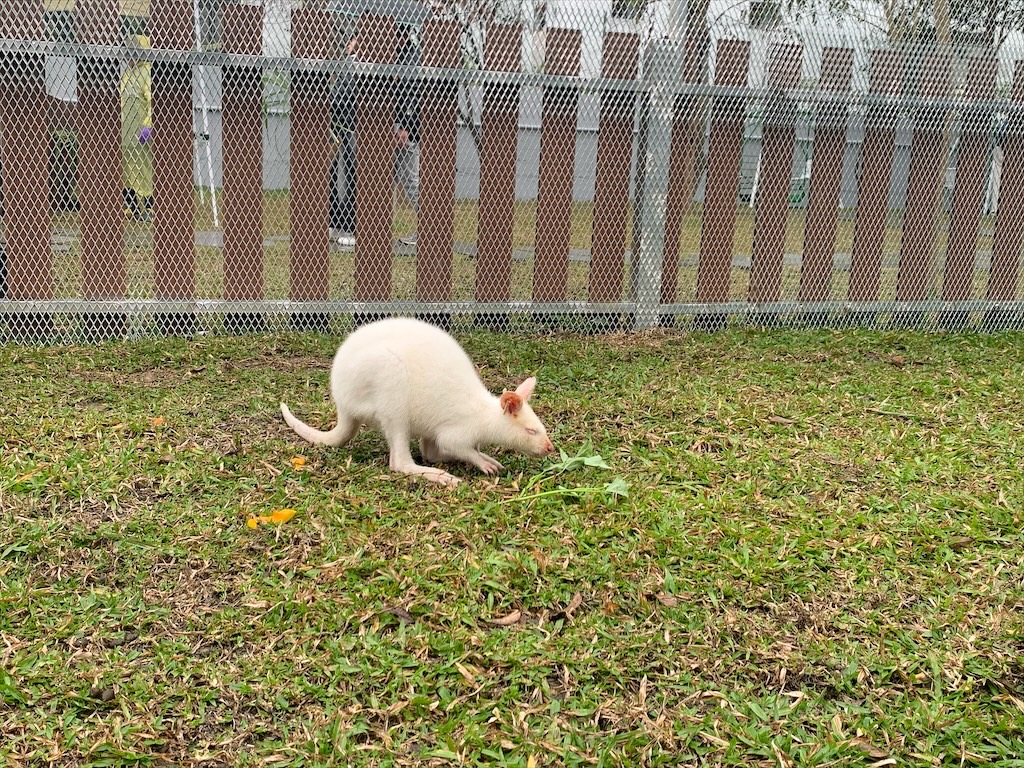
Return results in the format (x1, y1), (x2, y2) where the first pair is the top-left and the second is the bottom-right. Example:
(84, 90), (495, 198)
(280, 317), (554, 486)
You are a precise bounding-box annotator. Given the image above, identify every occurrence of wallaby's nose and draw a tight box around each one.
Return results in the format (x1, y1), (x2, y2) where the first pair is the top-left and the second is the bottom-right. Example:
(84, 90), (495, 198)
(543, 439), (554, 454)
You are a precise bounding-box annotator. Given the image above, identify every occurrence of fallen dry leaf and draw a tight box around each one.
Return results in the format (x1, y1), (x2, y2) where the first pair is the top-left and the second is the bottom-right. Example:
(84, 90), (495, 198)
(849, 737), (890, 760)
(565, 591), (583, 615)
(767, 415), (795, 426)
(487, 609), (522, 626)
(14, 465), (48, 484)
(150, 417), (165, 428)
(381, 606), (415, 624)
(455, 662), (477, 682)
(290, 456), (307, 470)
(655, 592), (679, 607)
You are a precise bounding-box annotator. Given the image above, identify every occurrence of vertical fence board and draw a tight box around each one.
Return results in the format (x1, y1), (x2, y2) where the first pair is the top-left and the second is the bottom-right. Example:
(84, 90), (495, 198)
(415, 19), (460, 312)
(221, 2), (264, 332)
(695, 39), (749, 322)
(76, 0), (125, 338)
(533, 28), (581, 306)
(0, 0), (53, 338)
(475, 22), (521, 317)
(894, 50), (950, 324)
(352, 13), (399, 313)
(848, 49), (902, 308)
(798, 47), (853, 308)
(588, 31), (639, 304)
(659, 32), (708, 308)
(985, 61), (1024, 328)
(749, 43), (802, 308)
(151, 0), (197, 335)
(939, 55), (997, 329)
(289, 5), (333, 328)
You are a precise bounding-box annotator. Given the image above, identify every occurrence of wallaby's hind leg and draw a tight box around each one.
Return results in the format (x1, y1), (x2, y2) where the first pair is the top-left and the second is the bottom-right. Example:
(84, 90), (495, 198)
(419, 436), (441, 464)
(385, 428), (460, 486)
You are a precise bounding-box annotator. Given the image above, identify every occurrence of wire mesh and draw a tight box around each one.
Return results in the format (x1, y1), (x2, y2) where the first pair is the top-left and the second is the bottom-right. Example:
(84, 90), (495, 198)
(1, 0), (1023, 343)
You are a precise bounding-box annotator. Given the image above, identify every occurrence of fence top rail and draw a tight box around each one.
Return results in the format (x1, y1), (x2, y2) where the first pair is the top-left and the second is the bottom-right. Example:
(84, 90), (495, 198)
(3, 299), (1024, 315)
(2, 37), (1021, 118)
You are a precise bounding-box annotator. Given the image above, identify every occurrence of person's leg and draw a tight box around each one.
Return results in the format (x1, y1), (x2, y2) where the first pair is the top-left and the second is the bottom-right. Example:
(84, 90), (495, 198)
(122, 144), (146, 219)
(394, 141), (419, 244)
(328, 149), (343, 231)
(393, 141), (420, 212)
(339, 131), (357, 233)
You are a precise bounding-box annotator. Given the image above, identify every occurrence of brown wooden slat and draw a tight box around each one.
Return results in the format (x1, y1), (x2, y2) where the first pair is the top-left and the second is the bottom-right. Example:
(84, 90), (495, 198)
(659, 31), (710, 307)
(150, 0), (196, 335)
(416, 18), (460, 308)
(533, 27), (581, 304)
(76, 0), (119, 46)
(894, 49), (950, 315)
(749, 43), (802, 306)
(353, 13), (399, 311)
(695, 39), (750, 310)
(848, 49), (902, 304)
(289, 5), (334, 329)
(940, 54), (997, 328)
(588, 30), (639, 304)
(986, 61), (1024, 328)
(0, 3), (53, 338)
(0, 0), (43, 41)
(76, 0), (125, 338)
(221, 2), (265, 332)
(798, 47), (853, 305)
(475, 22), (521, 312)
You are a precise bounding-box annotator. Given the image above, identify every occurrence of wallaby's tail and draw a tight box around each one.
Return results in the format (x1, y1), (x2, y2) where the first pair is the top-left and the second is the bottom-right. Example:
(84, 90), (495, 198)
(280, 402), (354, 447)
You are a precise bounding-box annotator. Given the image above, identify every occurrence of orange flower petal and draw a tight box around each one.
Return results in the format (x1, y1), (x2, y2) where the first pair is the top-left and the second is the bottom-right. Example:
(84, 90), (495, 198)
(268, 508), (297, 524)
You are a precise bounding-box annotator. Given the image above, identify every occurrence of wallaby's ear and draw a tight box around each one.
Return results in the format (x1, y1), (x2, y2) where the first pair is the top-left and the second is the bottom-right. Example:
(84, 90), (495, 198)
(500, 390), (523, 415)
(515, 376), (537, 401)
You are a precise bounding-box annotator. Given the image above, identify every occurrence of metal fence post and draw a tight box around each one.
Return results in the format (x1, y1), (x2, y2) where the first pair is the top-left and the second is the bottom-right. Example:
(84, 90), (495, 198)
(632, 37), (685, 329)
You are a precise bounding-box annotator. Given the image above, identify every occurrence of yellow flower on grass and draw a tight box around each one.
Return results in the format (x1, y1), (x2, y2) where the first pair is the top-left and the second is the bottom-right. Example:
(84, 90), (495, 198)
(246, 508), (299, 528)
(269, 508), (297, 523)
(290, 456), (307, 470)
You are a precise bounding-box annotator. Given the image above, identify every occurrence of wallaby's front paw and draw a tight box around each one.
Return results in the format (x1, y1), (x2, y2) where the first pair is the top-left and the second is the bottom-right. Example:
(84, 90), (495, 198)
(477, 453), (504, 475)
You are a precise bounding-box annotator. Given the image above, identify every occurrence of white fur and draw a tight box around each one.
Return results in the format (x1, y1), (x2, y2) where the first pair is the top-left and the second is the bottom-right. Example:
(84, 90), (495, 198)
(280, 317), (554, 486)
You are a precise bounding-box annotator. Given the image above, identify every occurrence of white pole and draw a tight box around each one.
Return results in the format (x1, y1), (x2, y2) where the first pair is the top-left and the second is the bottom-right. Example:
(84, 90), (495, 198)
(749, 149), (760, 208)
(666, 0), (687, 41)
(193, 0), (220, 228)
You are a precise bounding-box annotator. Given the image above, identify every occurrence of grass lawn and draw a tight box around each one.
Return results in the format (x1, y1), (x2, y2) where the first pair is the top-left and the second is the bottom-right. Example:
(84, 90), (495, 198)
(2, 327), (1023, 766)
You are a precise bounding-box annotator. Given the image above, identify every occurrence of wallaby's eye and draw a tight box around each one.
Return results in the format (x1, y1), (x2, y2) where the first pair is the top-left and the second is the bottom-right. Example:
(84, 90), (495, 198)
(526, 428), (538, 436)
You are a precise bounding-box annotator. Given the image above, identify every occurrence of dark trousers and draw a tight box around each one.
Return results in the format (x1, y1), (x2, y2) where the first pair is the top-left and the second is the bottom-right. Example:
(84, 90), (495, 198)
(329, 131), (356, 233)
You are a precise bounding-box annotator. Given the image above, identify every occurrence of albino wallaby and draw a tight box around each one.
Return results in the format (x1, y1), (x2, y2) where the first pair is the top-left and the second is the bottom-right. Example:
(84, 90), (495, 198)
(280, 317), (554, 486)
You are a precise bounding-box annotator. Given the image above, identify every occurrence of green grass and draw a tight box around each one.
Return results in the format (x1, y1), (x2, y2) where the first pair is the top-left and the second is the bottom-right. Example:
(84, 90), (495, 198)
(2, 328), (1024, 767)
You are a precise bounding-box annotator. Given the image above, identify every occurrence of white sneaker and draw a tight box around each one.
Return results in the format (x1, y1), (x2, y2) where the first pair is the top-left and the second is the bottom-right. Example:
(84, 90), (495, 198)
(399, 233), (417, 246)
(335, 232), (355, 248)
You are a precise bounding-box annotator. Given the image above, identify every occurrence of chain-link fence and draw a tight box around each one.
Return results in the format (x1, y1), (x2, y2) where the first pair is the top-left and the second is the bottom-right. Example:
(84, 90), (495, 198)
(1, 0), (1023, 342)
